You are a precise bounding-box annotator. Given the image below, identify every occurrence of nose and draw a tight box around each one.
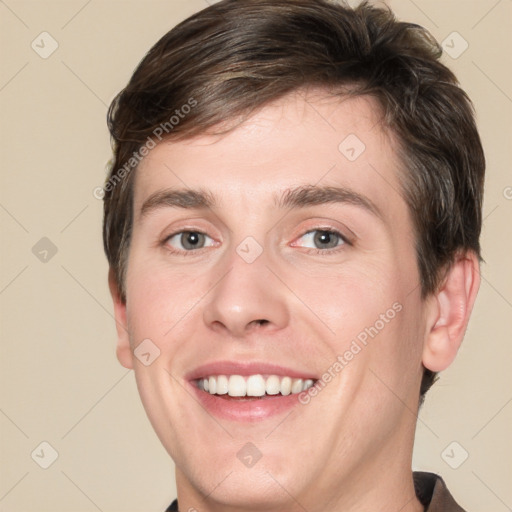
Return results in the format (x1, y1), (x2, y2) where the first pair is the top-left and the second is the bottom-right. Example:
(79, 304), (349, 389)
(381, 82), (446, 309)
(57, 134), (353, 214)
(202, 247), (290, 339)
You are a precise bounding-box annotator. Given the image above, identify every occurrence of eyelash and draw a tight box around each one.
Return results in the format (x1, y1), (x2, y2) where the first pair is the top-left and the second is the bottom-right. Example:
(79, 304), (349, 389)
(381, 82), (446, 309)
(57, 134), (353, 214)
(161, 228), (351, 256)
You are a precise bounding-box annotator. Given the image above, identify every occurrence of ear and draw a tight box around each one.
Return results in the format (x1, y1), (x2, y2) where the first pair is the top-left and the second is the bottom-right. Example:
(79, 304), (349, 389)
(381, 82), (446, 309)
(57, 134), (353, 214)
(422, 252), (480, 372)
(108, 268), (133, 369)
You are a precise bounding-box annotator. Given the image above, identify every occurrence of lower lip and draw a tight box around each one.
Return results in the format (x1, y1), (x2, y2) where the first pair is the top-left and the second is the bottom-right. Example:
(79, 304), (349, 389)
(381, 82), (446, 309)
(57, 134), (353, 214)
(189, 382), (304, 422)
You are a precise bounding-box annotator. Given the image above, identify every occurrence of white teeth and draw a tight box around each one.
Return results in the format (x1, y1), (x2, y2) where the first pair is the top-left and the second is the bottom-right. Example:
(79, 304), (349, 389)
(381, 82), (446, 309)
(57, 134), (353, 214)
(303, 379), (314, 390)
(246, 375), (266, 397)
(280, 376), (292, 396)
(265, 375), (281, 395)
(199, 374), (314, 397)
(291, 378), (303, 394)
(216, 375), (228, 395)
(208, 376), (216, 394)
(228, 375), (246, 397)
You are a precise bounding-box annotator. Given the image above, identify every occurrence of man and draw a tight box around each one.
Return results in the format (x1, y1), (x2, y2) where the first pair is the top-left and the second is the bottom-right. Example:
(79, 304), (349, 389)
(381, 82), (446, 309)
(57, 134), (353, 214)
(102, 1), (484, 510)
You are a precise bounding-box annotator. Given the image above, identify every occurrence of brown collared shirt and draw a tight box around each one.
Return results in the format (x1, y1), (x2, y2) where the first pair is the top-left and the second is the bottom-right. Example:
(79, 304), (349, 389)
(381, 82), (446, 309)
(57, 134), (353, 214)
(165, 471), (466, 511)
(414, 472), (466, 511)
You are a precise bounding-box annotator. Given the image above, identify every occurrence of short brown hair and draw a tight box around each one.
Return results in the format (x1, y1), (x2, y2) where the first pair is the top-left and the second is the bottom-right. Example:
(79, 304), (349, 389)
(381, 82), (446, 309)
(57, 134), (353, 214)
(103, 0), (485, 400)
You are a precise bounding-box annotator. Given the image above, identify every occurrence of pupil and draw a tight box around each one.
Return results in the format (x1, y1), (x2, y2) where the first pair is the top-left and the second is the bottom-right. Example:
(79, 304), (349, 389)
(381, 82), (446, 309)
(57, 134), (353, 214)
(315, 230), (337, 248)
(183, 232), (202, 249)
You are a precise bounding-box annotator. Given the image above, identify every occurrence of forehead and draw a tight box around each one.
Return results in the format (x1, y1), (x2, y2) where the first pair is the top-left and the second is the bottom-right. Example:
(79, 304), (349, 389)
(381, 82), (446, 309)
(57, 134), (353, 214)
(132, 90), (405, 223)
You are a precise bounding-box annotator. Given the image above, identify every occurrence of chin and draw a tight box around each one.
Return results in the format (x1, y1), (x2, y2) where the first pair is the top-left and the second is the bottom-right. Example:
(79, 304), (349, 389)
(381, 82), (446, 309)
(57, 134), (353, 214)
(196, 468), (300, 510)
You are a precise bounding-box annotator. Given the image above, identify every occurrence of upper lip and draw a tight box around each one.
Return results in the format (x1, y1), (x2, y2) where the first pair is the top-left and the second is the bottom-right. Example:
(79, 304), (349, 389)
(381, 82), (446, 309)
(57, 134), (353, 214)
(185, 361), (318, 381)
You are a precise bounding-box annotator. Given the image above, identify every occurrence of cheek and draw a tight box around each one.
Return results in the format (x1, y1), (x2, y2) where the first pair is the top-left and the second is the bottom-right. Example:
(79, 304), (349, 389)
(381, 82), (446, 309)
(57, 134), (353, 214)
(288, 260), (397, 344)
(289, 255), (422, 393)
(125, 249), (202, 341)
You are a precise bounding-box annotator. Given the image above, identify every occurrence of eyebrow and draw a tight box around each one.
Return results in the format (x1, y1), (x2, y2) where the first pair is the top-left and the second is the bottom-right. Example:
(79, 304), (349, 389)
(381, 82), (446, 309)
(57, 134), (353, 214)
(140, 188), (215, 217)
(139, 184), (383, 220)
(275, 184), (382, 219)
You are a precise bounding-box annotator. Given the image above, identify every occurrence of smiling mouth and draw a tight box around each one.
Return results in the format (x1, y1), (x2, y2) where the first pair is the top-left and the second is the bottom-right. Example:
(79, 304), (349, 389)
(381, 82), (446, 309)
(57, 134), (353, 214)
(195, 374), (316, 399)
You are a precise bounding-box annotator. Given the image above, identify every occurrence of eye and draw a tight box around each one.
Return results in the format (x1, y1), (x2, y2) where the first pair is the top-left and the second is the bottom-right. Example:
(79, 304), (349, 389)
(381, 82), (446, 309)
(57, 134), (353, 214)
(293, 229), (347, 252)
(164, 231), (215, 252)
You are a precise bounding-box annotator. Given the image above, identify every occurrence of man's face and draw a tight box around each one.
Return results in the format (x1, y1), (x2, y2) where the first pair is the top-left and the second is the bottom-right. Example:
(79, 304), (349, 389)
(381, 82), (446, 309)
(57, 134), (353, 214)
(116, 91), (429, 508)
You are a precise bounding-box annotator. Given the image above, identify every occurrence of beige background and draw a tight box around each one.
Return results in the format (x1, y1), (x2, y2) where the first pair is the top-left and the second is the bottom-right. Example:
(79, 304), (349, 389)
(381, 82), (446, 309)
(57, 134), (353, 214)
(0, 1), (511, 511)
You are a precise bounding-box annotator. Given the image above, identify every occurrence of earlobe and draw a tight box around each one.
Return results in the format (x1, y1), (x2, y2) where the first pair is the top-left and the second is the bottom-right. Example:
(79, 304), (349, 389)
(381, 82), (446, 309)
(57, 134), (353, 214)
(422, 252), (480, 373)
(108, 268), (134, 370)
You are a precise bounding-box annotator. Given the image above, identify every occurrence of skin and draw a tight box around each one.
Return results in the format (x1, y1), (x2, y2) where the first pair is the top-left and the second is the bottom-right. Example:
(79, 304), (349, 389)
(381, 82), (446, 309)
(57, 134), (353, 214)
(109, 89), (480, 512)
